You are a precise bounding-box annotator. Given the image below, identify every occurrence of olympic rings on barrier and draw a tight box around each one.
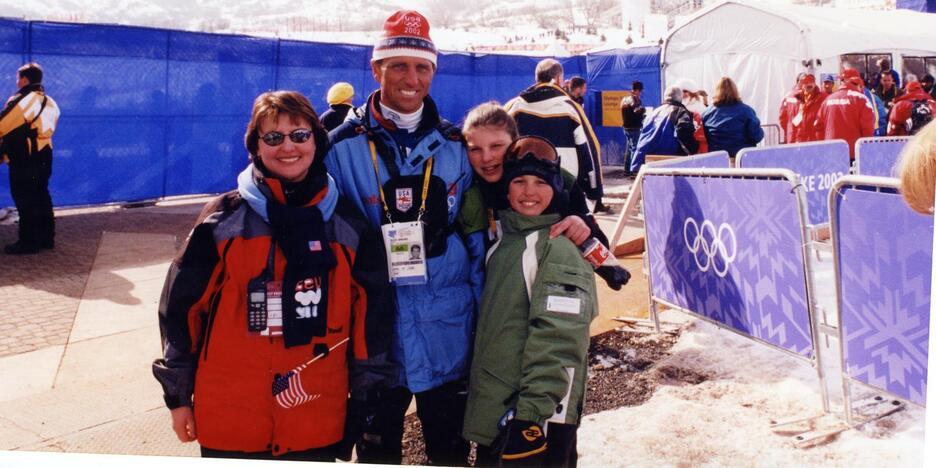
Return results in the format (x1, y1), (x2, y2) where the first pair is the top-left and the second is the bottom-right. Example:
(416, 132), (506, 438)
(683, 217), (737, 278)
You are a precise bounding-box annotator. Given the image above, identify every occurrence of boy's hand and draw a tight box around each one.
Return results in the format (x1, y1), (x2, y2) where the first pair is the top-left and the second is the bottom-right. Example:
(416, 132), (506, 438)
(549, 215), (590, 246)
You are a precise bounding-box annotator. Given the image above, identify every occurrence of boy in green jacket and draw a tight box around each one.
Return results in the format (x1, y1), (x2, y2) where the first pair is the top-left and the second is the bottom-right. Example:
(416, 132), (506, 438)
(463, 136), (597, 467)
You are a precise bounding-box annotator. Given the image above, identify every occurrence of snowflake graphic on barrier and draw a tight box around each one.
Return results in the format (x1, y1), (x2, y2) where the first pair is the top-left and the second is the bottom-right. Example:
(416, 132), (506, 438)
(837, 188), (932, 406)
(644, 175), (813, 358)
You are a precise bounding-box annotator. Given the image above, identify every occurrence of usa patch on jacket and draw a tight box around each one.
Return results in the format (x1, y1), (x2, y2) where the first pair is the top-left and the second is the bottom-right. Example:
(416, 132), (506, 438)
(396, 187), (413, 212)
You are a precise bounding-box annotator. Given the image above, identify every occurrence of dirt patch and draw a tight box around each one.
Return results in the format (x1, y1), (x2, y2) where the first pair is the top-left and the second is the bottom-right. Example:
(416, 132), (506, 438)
(400, 326), (687, 464)
(584, 327), (683, 414)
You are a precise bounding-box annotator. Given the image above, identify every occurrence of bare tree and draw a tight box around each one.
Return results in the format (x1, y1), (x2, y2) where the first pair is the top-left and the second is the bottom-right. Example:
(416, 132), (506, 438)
(580, 0), (617, 30)
(426, 0), (471, 29)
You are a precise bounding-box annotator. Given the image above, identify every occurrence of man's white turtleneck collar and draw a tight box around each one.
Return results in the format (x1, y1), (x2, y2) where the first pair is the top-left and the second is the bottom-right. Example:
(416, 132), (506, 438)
(379, 102), (423, 133)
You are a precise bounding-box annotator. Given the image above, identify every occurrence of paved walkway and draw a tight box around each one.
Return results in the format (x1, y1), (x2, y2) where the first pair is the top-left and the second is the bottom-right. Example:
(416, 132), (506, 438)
(0, 176), (646, 459)
(0, 200), (204, 457)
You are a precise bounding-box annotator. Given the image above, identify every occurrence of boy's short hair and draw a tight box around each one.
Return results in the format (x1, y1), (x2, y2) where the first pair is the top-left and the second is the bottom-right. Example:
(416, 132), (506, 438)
(17, 62), (43, 84)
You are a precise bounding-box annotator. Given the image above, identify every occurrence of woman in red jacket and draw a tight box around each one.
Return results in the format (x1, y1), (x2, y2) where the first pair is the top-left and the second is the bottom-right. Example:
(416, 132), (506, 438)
(153, 91), (370, 460)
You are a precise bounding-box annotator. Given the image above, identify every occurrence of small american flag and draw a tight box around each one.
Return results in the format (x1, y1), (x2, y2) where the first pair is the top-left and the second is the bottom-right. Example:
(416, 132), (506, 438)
(270, 337), (349, 409)
(308, 240), (322, 252)
(272, 369), (320, 409)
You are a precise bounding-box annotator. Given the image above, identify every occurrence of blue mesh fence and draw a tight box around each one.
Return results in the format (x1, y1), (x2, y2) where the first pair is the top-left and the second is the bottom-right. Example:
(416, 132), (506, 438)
(0, 19), (653, 207)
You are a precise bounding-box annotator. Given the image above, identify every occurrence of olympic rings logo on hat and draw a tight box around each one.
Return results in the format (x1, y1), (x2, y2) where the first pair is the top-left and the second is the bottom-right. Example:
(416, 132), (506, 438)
(682, 217), (737, 278)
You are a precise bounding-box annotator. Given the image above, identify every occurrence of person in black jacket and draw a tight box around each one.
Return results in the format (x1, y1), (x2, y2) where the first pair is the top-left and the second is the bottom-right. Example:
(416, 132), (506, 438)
(620, 80), (646, 176)
(320, 82), (354, 132)
(0, 62), (61, 255)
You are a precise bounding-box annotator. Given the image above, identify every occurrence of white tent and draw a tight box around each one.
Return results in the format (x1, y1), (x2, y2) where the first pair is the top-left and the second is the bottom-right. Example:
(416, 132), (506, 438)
(662, 0), (936, 130)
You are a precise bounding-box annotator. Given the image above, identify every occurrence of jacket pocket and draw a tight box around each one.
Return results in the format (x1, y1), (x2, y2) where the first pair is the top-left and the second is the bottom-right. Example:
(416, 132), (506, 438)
(536, 262), (595, 322)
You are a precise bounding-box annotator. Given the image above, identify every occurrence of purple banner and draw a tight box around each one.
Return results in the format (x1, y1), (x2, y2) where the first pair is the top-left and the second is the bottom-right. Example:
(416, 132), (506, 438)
(856, 137), (909, 178)
(647, 150), (730, 169)
(737, 141), (850, 225)
(835, 186), (932, 406)
(643, 173), (814, 357)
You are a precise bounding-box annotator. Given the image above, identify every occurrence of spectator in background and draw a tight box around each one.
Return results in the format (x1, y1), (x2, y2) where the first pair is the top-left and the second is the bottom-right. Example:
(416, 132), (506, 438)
(887, 81), (936, 136)
(0, 62), (60, 255)
(873, 72), (903, 111)
(898, 120), (936, 214)
(680, 82), (709, 154)
(320, 82), (354, 132)
(863, 82), (888, 137)
(787, 74), (827, 143)
(568, 76), (587, 106)
(701, 77), (763, 157)
(870, 57), (901, 91)
(779, 74), (804, 144)
(822, 75), (836, 95)
(815, 68), (875, 160)
(921, 74), (936, 101)
(506, 59), (607, 213)
(619, 80), (646, 175)
(631, 85), (698, 173)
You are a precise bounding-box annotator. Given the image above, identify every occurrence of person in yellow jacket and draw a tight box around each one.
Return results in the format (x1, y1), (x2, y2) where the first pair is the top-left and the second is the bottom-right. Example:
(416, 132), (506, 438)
(0, 62), (60, 254)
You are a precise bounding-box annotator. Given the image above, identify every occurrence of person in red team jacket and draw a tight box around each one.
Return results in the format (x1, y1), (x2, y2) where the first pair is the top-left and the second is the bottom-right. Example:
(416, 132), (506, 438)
(815, 68), (874, 159)
(887, 80), (936, 136)
(778, 76), (802, 144)
(787, 74), (827, 143)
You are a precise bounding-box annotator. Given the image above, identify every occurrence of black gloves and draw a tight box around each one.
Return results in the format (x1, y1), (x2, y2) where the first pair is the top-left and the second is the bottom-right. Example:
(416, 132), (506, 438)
(596, 264), (631, 291)
(497, 418), (547, 465)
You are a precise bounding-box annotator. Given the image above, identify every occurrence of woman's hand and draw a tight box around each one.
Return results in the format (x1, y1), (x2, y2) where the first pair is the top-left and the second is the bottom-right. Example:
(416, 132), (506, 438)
(549, 215), (590, 246)
(170, 406), (197, 442)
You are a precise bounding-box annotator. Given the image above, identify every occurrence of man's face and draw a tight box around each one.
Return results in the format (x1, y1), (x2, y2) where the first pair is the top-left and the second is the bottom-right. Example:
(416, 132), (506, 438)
(572, 84), (586, 99)
(803, 83), (816, 94)
(15, 74), (27, 89)
(372, 57), (435, 114)
(881, 74), (894, 90)
(823, 81), (835, 94)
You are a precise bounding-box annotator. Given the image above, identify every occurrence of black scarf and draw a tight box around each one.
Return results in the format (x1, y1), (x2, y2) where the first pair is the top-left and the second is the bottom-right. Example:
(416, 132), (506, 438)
(255, 167), (337, 348)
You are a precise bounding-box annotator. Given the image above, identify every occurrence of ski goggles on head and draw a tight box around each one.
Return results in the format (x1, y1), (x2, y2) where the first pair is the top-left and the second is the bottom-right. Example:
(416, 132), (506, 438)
(260, 128), (313, 146)
(504, 135), (561, 168)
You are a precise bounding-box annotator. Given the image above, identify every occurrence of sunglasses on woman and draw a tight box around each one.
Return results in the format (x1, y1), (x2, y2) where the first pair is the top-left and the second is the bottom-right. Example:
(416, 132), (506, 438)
(260, 128), (314, 146)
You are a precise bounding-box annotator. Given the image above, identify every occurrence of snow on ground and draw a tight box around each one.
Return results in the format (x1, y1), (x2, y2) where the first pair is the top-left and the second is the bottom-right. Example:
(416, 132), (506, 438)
(578, 309), (925, 467)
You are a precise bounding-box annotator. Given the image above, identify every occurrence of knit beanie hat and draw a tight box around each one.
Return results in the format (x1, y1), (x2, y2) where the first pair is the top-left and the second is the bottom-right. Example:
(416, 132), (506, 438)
(326, 82), (354, 105)
(503, 136), (564, 197)
(372, 10), (437, 66)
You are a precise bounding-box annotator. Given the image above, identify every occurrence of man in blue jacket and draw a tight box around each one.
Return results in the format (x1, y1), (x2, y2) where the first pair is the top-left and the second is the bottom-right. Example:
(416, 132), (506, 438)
(630, 85), (698, 173)
(325, 9), (483, 466)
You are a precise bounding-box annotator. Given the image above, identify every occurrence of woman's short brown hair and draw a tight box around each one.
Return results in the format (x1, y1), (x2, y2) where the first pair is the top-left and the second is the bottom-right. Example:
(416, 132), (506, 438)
(244, 90), (328, 162)
(713, 76), (742, 107)
(462, 101), (519, 140)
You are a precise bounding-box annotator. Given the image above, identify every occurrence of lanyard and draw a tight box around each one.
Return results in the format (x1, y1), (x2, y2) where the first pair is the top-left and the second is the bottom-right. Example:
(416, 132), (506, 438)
(368, 139), (433, 223)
